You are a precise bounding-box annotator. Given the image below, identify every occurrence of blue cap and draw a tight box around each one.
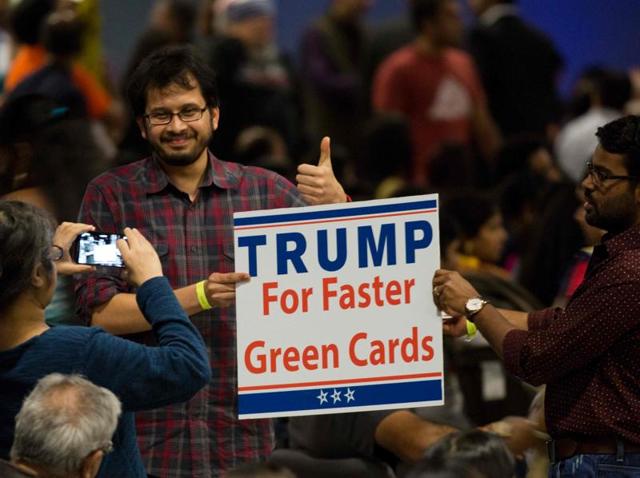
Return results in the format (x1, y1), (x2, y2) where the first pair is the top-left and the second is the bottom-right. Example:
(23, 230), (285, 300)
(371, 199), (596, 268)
(225, 0), (275, 22)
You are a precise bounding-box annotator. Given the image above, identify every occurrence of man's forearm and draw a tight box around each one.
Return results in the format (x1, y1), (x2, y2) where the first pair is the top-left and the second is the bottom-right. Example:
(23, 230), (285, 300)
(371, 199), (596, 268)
(91, 283), (203, 335)
(496, 308), (529, 330)
(473, 306), (520, 359)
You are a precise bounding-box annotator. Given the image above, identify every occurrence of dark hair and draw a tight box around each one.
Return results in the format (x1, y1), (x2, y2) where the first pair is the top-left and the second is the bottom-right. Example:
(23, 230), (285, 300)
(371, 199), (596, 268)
(598, 70), (632, 111)
(442, 191), (499, 240)
(126, 45), (219, 117)
(164, 0), (197, 41)
(495, 135), (550, 183)
(9, 0), (55, 45)
(406, 459), (484, 478)
(362, 114), (412, 183)
(0, 201), (55, 310)
(422, 430), (515, 478)
(42, 11), (86, 58)
(596, 115), (640, 178)
(410, 0), (446, 31)
(427, 142), (475, 193)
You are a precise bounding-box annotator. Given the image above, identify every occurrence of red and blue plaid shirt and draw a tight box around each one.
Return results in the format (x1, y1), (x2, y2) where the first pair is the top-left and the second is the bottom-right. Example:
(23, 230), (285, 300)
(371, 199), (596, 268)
(76, 151), (305, 477)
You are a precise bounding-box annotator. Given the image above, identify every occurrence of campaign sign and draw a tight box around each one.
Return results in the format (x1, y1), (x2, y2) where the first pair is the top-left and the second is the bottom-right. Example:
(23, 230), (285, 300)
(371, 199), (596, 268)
(234, 194), (443, 419)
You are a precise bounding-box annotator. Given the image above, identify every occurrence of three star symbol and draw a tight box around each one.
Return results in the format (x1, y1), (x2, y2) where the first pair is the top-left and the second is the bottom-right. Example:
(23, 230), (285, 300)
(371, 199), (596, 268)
(316, 388), (356, 405)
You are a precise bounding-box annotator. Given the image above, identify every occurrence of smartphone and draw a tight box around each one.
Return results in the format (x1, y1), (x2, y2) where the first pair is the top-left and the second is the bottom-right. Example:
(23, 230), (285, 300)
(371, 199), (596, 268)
(74, 231), (125, 268)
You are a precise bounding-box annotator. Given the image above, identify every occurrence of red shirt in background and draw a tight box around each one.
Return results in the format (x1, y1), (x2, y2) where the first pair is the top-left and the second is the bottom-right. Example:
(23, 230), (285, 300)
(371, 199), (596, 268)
(373, 45), (485, 185)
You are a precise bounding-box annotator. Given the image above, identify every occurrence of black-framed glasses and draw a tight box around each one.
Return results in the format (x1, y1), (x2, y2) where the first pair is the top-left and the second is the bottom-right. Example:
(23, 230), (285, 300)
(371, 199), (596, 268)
(49, 245), (64, 262)
(584, 161), (638, 186)
(144, 106), (208, 126)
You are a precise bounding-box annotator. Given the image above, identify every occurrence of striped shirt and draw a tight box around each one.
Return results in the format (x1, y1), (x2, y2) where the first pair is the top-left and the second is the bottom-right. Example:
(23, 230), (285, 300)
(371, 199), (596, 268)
(76, 151), (305, 477)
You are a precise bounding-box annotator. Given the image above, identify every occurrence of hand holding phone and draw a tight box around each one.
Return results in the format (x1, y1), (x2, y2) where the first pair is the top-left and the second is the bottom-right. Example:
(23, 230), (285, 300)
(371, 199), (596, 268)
(116, 227), (163, 287)
(52, 222), (96, 276)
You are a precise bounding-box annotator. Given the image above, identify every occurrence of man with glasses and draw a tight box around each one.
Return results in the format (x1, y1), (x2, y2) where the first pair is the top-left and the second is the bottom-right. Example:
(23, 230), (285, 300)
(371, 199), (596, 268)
(433, 115), (640, 476)
(76, 45), (346, 477)
(9, 374), (121, 478)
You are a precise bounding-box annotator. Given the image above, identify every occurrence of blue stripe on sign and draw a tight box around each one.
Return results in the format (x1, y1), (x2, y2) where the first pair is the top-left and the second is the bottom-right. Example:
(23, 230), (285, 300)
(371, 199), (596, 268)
(233, 199), (437, 227)
(238, 379), (442, 415)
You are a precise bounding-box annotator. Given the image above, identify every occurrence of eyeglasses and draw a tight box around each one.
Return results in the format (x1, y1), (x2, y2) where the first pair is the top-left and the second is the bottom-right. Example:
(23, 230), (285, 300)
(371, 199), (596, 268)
(584, 161), (638, 187)
(100, 441), (114, 455)
(49, 245), (64, 262)
(144, 106), (208, 126)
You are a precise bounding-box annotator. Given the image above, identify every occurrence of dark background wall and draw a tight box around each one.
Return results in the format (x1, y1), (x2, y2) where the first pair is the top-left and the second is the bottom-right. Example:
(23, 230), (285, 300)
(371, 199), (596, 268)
(101, 0), (640, 96)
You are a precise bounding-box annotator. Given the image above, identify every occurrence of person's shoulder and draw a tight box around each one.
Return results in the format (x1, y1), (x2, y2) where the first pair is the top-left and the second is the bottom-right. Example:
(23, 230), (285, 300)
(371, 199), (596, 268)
(381, 44), (418, 69)
(34, 326), (103, 353)
(214, 156), (285, 183)
(444, 48), (475, 66)
(88, 157), (152, 189)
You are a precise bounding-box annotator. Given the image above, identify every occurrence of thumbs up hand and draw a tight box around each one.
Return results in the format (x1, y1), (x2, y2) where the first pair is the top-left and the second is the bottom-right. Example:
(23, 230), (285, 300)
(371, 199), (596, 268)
(296, 136), (348, 205)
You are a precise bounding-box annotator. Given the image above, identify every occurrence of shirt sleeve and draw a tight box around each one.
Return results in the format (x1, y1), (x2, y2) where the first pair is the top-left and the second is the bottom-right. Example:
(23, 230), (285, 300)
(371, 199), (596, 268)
(81, 277), (211, 410)
(75, 181), (131, 324)
(502, 279), (640, 386)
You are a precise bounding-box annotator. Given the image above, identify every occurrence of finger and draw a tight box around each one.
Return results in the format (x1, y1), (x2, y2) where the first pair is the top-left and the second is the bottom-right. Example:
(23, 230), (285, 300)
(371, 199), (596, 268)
(210, 291), (237, 300)
(297, 184), (323, 197)
(208, 283), (236, 294)
(297, 163), (322, 176)
(116, 237), (130, 258)
(209, 272), (250, 283)
(318, 136), (331, 167)
(295, 173), (323, 188)
(122, 227), (139, 248)
(56, 263), (96, 275)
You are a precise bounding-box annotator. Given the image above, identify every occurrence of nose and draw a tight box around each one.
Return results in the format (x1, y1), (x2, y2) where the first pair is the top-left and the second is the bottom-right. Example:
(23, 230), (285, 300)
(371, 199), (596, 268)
(581, 171), (594, 191)
(166, 113), (188, 132)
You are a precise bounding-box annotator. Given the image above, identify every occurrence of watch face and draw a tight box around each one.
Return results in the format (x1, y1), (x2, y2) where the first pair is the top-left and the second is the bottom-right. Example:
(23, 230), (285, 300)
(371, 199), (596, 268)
(466, 297), (486, 314)
(467, 298), (483, 310)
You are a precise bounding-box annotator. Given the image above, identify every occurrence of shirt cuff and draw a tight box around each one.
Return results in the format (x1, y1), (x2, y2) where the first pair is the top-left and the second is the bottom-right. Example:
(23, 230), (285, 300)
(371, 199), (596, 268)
(527, 307), (557, 331)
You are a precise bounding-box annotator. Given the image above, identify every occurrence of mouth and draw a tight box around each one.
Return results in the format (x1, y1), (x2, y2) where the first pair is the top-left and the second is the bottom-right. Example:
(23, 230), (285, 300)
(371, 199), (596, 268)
(162, 136), (193, 148)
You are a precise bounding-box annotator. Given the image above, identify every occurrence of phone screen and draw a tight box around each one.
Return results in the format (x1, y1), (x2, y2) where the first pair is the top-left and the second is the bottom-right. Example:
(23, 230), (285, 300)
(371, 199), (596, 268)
(75, 232), (124, 268)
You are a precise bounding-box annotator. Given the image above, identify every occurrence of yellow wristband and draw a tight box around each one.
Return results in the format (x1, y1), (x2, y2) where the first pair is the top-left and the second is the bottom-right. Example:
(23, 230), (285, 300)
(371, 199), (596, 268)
(196, 280), (212, 311)
(465, 320), (477, 341)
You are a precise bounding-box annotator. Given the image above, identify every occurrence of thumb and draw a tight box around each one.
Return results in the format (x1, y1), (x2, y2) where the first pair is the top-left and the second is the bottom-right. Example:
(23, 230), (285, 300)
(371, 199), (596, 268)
(318, 136), (332, 168)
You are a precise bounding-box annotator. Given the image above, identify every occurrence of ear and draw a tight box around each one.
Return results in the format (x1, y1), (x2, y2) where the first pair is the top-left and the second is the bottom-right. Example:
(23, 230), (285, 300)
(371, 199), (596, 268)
(210, 106), (220, 131)
(31, 262), (48, 289)
(81, 449), (104, 478)
(136, 117), (148, 140)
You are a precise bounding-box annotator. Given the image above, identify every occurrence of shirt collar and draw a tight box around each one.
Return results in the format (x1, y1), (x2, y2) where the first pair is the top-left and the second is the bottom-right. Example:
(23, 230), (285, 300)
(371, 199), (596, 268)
(600, 223), (640, 257)
(143, 150), (241, 194)
(479, 4), (519, 26)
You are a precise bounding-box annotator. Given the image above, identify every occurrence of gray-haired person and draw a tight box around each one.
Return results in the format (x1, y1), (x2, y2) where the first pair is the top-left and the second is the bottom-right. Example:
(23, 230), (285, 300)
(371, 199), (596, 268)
(10, 374), (122, 478)
(0, 200), (211, 477)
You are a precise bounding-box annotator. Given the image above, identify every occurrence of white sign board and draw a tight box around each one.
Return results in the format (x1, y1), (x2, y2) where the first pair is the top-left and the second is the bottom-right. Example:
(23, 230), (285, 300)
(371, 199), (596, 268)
(234, 195), (443, 419)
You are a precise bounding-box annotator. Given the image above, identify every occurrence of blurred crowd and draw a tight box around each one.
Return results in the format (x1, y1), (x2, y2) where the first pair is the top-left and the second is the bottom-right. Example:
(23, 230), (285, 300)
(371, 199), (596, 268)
(0, 0), (639, 477)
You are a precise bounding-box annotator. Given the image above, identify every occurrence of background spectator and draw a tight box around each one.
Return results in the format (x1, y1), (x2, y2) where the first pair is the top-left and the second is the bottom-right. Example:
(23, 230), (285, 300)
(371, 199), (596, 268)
(10, 374), (121, 478)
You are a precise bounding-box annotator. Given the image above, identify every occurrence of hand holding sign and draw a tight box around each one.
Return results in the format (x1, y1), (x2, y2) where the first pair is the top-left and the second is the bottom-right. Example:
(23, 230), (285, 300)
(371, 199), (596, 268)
(296, 136), (347, 205)
(206, 272), (250, 307)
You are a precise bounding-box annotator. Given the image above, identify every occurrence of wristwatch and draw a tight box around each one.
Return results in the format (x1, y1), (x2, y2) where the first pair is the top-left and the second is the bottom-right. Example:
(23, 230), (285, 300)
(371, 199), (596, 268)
(464, 297), (488, 322)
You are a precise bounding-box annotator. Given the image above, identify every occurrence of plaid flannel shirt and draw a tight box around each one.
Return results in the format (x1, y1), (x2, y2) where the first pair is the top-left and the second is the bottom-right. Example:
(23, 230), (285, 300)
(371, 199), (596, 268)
(76, 151), (305, 477)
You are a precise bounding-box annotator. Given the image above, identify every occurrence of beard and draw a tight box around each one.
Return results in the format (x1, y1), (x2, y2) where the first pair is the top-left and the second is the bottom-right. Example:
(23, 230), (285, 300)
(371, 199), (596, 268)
(585, 190), (637, 233)
(149, 126), (212, 167)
